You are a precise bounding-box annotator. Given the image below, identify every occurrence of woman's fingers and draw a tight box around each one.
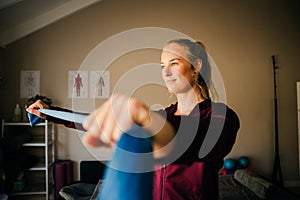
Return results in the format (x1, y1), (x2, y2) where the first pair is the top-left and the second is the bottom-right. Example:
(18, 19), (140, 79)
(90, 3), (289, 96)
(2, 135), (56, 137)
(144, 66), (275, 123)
(83, 99), (115, 147)
(26, 100), (49, 119)
(27, 108), (46, 118)
(82, 133), (111, 148)
(28, 100), (49, 109)
(129, 98), (151, 127)
(110, 94), (133, 134)
(83, 94), (143, 148)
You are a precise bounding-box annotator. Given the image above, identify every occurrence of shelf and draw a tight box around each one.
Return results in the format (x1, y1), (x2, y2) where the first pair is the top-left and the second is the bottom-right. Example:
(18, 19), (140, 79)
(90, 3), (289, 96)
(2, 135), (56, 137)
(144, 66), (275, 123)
(22, 140), (54, 147)
(9, 191), (47, 196)
(29, 166), (47, 171)
(23, 143), (46, 147)
(8, 182), (47, 196)
(29, 160), (55, 171)
(1, 119), (55, 200)
(3, 121), (48, 126)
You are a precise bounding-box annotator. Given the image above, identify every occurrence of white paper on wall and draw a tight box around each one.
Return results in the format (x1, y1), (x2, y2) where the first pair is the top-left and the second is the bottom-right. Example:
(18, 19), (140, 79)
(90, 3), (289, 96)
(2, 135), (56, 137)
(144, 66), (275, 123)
(68, 71), (88, 98)
(20, 70), (40, 98)
(90, 71), (110, 98)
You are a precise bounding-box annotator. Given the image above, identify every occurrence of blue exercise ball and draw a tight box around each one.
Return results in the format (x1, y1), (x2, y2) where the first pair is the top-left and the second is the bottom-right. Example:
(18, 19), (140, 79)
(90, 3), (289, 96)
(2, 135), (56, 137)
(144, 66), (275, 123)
(238, 156), (250, 169)
(224, 158), (236, 170)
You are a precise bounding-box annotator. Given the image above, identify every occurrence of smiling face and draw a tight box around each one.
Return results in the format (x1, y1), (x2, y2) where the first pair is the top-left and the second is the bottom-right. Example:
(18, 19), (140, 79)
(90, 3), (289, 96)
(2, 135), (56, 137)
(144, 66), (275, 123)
(160, 44), (197, 94)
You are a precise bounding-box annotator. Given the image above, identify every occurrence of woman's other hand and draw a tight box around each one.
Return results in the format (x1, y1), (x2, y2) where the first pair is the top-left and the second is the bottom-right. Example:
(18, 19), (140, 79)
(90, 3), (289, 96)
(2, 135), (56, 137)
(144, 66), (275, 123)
(26, 100), (49, 119)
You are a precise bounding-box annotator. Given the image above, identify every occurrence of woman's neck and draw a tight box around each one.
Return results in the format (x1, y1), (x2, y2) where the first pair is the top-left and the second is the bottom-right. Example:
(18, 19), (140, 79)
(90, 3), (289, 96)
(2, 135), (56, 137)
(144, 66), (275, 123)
(175, 89), (204, 116)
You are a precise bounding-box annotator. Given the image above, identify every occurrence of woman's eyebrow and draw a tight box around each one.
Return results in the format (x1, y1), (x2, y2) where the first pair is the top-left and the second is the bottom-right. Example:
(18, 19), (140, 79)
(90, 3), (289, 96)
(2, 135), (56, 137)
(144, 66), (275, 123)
(160, 58), (182, 64)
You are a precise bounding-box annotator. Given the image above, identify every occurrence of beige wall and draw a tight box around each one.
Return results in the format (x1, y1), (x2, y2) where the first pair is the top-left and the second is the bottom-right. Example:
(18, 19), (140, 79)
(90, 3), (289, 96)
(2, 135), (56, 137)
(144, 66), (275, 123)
(1, 0), (300, 184)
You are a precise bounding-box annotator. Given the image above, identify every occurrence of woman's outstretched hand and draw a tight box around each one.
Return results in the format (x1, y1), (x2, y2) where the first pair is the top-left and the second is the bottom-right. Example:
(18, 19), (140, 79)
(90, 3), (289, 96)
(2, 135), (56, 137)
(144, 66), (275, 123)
(26, 100), (49, 119)
(82, 93), (151, 148)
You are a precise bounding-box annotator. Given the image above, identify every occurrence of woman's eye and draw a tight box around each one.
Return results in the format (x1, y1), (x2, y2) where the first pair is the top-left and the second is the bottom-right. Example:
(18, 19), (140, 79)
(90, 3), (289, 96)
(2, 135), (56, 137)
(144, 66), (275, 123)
(171, 62), (178, 66)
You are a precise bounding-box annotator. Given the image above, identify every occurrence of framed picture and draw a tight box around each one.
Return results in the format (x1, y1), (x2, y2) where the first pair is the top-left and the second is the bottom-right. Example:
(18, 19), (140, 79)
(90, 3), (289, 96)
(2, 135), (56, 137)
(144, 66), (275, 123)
(90, 71), (110, 98)
(20, 70), (40, 98)
(68, 71), (88, 98)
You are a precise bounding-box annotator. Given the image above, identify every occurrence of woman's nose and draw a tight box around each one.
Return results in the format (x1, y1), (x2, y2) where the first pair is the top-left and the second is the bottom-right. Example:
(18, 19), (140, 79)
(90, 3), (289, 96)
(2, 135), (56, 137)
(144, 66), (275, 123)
(163, 66), (172, 77)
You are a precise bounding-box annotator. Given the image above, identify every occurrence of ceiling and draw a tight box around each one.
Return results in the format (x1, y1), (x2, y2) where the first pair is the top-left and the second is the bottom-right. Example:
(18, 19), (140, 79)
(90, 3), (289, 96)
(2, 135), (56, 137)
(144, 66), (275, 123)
(0, 0), (102, 47)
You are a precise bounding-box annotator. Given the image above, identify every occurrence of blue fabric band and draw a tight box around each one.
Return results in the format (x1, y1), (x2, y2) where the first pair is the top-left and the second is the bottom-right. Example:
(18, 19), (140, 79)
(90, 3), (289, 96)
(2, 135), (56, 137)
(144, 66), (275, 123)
(28, 113), (45, 126)
(98, 125), (153, 200)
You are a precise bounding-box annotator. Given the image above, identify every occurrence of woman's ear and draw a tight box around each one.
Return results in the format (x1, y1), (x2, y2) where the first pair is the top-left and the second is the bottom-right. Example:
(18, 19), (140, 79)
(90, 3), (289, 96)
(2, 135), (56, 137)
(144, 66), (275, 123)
(195, 59), (203, 72)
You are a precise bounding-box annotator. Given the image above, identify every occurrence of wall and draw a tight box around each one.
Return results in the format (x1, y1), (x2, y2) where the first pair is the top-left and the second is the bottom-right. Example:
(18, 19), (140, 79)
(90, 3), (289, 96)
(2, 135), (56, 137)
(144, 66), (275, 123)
(1, 0), (300, 183)
(0, 47), (4, 119)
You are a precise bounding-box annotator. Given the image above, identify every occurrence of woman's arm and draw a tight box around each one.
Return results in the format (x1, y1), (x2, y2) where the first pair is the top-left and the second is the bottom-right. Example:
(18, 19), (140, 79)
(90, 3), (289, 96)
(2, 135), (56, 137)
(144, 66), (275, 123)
(27, 96), (175, 158)
(26, 100), (84, 130)
(82, 93), (175, 158)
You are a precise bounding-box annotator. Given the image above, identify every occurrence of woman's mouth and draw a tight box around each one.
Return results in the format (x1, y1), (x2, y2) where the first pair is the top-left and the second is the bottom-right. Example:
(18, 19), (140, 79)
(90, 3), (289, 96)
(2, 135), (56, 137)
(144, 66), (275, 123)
(166, 79), (176, 84)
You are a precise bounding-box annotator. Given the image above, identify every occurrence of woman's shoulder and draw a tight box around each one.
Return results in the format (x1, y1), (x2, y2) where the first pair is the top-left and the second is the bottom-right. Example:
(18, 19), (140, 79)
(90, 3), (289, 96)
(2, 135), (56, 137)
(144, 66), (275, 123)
(155, 102), (177, 117)
(197, 99), (239, 119)
(210, 101), (240, 128)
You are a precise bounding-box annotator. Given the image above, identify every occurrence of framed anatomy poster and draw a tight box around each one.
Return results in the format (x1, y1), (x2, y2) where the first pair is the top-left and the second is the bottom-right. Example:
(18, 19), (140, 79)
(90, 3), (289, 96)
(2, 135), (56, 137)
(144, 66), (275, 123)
(68, 71), (88, 98)
(20, 70), (40, 98)
(90, 71), (110, 98)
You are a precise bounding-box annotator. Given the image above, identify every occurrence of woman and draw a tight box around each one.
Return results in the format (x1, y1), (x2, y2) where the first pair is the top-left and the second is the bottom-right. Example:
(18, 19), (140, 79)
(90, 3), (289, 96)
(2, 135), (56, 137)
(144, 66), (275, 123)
(27, 38), (240, 200)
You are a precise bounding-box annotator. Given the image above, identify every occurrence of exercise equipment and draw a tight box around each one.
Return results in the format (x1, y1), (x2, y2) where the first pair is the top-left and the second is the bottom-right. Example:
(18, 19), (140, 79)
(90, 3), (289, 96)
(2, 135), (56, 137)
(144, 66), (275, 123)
(224, 158), (236, 171)
(238, 156), (250, 169)
(271, 55), (283, 186)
